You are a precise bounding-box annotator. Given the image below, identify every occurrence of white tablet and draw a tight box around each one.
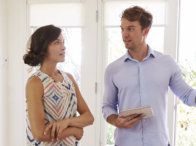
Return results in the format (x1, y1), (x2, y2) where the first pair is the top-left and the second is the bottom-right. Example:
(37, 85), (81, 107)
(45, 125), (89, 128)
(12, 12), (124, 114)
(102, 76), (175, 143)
(119, 106), (153, 118)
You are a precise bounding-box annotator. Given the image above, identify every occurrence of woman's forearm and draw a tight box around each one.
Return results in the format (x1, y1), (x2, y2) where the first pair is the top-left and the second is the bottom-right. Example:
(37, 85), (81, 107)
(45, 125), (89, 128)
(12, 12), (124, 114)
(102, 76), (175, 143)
(58, 127), (83, 140)
(32, 129), (52, 142)
(68, 112), (94, 128)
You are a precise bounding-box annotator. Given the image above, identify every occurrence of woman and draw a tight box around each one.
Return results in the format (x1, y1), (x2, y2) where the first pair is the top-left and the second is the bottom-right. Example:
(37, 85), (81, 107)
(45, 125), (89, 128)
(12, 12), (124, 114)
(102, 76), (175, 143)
(23, 25), (94, 146)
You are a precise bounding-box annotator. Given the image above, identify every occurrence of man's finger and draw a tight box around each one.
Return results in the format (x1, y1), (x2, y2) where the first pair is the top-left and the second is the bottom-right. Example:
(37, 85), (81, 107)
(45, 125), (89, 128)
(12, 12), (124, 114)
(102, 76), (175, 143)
(125, 116), (142, 128)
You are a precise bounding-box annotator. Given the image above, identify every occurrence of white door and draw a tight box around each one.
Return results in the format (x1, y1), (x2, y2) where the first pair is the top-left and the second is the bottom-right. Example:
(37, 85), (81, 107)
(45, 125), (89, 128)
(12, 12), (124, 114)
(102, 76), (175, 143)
(175, 0), (196, 145)
(27, 0), (98, 145)
(99, 0), (179, 145)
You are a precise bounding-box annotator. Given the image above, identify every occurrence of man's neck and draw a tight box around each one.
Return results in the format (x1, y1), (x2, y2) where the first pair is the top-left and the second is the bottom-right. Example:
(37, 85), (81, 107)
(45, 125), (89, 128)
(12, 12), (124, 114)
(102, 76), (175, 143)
(128, 45), (148, 61)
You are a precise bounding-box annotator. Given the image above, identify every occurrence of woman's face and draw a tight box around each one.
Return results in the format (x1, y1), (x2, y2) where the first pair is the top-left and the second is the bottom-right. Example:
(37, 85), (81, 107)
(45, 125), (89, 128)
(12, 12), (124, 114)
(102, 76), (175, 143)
(45, 34), (65, 63)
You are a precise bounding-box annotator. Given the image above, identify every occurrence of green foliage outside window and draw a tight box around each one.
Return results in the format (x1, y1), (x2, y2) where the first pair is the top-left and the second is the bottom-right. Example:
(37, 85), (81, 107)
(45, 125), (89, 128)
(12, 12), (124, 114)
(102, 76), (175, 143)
(176, 65), (196, 146)
(106, 124), (115, 145)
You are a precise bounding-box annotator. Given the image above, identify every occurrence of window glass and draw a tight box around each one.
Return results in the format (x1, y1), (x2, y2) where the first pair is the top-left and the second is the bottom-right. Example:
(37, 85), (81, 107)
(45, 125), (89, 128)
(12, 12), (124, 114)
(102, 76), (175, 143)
(176, 0), (196, 145)
(104, 1), (166, 145)
(29, 3), (83, 84)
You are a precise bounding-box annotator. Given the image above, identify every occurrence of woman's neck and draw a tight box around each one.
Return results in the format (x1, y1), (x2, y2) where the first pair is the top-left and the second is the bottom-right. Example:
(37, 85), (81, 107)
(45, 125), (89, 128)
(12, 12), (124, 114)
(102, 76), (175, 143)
(40, 61), (58, 76)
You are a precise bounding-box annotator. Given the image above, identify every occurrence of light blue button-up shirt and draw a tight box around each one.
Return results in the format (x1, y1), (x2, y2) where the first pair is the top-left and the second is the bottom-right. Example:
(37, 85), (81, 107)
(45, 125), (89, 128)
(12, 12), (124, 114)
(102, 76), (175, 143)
(102, 48), (196, 146)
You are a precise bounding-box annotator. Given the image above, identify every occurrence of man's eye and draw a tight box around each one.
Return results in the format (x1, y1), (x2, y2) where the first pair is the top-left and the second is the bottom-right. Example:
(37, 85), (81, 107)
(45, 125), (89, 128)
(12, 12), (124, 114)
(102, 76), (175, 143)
(128, 28), (135, 32)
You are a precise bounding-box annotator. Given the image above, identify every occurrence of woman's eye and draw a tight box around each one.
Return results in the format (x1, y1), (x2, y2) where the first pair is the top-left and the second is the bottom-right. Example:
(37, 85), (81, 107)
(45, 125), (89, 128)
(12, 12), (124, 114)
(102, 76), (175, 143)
(54, 40), (64, 45)
(56, 41), (61, 44)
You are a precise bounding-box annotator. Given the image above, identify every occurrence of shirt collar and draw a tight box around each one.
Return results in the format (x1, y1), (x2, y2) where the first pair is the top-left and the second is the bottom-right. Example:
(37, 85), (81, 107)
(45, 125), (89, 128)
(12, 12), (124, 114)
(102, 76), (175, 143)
(124, 46), (156, 62)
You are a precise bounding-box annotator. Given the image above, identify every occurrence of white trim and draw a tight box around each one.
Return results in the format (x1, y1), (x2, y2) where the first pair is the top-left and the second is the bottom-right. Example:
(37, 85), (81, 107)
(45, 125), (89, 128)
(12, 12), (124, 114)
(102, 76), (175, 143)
(97, 1), (107, 146)
(30, 25), (84, 28)
(164, 0), (180, 145)
(102, 0), (166, 2)
(104, 24), (166, 28)
(79, 0), (98, 145)
(27, 0), (83, 4)
(0, 0), (8, 145)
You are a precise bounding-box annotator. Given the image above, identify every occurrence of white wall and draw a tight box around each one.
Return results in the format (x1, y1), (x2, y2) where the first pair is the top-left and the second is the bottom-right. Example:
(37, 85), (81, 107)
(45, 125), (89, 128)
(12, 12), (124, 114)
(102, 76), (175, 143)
(0, 0), (8, 145)
(6, 0), (27, 145)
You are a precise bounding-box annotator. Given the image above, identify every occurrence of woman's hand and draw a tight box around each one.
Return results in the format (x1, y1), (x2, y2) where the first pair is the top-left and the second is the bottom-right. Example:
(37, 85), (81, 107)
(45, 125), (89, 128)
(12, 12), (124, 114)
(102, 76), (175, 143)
(57, 127), (84, 140)
(73, 127), (83, 140)
(44, 119), (70, 140)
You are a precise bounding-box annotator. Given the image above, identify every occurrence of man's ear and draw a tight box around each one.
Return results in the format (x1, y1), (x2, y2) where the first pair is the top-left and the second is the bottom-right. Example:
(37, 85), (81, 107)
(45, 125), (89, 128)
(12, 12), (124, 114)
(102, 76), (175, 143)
(142, 27), (150, 36)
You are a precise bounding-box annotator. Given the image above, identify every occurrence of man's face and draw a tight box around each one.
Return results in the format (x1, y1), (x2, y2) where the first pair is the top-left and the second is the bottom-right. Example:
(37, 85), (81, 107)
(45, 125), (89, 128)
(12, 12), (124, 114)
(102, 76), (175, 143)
(120, 18), (148, 51)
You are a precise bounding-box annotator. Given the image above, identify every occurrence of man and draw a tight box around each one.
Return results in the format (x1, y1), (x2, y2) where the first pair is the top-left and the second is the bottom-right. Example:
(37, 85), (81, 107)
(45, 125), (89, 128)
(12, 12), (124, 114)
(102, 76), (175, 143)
(102, 6), (196, 146)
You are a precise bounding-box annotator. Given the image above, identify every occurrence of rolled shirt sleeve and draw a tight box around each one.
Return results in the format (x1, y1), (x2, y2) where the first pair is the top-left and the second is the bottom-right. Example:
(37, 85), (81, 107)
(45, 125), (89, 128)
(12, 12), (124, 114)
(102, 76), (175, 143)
(169, 58), (196, 106)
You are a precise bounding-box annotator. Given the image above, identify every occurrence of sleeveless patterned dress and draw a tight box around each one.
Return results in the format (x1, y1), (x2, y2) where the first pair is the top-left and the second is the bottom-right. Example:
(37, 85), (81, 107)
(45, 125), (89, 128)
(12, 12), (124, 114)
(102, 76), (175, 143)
(26, 70), (77, 146)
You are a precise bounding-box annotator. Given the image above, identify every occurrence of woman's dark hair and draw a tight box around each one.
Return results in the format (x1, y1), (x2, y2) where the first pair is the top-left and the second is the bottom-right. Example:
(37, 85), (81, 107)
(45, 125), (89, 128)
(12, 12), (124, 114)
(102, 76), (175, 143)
(23, 25), (61, 66)
(121, 6), (153, 30)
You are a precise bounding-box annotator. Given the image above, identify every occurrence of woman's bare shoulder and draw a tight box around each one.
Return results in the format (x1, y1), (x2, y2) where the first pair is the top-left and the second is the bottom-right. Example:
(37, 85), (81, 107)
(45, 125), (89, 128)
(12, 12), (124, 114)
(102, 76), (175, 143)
(26, 75), (43, 92)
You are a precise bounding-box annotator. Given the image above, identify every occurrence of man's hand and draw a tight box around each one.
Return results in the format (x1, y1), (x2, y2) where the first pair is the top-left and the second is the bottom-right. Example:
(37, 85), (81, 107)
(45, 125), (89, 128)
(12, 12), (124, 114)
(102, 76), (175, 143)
(107, 114), (142, 129)
(116, 114), (142, 128)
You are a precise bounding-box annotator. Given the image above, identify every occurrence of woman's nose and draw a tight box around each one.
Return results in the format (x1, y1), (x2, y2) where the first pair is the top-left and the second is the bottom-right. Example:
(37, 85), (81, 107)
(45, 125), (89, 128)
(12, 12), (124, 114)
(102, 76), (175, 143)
(63, 46), (66, 51)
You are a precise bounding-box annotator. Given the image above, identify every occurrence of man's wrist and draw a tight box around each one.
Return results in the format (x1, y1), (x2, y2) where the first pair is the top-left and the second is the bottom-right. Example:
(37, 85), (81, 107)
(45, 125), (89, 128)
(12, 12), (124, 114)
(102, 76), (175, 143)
(107, 114), (119, 127)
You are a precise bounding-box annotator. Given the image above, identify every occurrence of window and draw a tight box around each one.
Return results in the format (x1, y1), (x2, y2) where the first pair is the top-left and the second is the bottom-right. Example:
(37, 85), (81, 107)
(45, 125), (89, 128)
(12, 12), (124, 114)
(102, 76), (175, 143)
(175, 0), (196, 145)
(29, 2), (83, 83)
(104, 0), (165, 63)
(27, 1), (98, 145)
(103, 1), (166, 145)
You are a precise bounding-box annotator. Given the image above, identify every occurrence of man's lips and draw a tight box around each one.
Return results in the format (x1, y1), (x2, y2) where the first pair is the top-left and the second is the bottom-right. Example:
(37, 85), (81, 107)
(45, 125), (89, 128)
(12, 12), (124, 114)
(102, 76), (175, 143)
(59, 52), (65, 55)
(124, 40), (132, 43)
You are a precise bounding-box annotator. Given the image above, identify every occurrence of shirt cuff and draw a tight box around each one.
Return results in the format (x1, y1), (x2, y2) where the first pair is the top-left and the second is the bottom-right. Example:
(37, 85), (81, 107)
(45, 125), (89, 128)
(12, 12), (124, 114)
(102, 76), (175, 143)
(188, 89), (196, 106)
(102, 106), (118, 120)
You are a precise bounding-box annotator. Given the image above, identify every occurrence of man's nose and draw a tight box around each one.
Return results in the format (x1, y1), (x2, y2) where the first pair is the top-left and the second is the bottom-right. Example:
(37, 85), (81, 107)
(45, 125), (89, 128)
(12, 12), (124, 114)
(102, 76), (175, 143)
(122, 31), (129, 38)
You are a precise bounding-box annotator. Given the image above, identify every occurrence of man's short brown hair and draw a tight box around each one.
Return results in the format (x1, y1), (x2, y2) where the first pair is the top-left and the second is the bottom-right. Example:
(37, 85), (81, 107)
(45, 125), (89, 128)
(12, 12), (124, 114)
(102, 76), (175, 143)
(121, 6), (153, 29)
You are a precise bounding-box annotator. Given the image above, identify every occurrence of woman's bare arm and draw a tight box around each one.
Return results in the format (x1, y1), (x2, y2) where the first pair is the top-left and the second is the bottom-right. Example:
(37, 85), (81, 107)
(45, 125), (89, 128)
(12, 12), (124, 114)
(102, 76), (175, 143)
(26, 76), (51, 142)
(66, 73), (94, 128)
